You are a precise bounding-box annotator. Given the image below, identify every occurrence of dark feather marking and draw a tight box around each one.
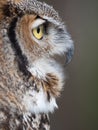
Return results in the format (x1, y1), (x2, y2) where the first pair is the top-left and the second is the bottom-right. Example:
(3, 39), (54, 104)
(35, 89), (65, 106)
(3, 4), (11, 17)
(39, 115), (50, 130)
(8, 17), (31, 77)
(3, 3), (24, 17)
(47, 91), (51, 102)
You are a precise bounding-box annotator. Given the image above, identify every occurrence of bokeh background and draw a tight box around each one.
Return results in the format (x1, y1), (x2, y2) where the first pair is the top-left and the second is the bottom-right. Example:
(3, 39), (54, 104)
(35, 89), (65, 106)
(41, 0), (98, 130)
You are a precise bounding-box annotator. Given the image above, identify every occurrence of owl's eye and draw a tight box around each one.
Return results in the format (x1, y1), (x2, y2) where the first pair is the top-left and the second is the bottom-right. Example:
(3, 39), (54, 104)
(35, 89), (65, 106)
(32, 25), (44, 40)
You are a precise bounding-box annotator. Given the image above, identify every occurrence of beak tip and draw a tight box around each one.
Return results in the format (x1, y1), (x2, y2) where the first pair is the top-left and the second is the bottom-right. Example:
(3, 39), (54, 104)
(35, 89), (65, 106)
(65, 46), (74, 65)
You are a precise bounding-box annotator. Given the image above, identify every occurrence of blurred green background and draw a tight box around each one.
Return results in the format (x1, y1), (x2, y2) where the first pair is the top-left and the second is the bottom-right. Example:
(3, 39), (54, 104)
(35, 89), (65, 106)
(41, 0), (98, 130)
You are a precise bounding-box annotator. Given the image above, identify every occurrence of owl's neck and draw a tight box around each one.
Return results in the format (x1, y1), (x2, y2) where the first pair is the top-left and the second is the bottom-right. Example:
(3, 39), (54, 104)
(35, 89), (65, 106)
(21, 58), (64, 114)
(27, 58), (63, 81)
(28, 58), (64, 97)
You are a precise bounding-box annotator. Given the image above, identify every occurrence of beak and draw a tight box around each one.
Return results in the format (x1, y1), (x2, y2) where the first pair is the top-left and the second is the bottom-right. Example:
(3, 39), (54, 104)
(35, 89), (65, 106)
(65, 45), (74, 65)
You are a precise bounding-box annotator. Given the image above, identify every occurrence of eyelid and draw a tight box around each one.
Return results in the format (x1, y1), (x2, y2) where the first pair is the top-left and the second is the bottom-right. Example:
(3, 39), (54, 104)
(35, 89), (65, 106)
(32, 18), (46, 29)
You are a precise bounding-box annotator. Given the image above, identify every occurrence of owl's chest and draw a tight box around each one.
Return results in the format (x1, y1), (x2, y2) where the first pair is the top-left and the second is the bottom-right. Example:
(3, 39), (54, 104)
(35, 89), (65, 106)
(0, 62), (57, 115)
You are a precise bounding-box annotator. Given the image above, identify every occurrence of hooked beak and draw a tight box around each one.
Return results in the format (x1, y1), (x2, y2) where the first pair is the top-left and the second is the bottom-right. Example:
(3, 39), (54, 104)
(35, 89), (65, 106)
(65, 45), (74, 65)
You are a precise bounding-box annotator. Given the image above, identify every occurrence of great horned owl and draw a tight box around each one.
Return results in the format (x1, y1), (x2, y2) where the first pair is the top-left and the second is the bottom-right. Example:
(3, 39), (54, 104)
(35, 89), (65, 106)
(0, 0), (74, 130)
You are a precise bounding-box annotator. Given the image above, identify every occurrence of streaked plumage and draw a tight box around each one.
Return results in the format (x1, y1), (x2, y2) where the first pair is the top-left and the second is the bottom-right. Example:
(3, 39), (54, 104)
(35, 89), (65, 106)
(0, 0), (74, 129)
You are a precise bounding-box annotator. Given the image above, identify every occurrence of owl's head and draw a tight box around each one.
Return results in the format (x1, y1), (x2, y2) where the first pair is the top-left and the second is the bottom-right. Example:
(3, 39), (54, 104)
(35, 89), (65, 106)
(1, 0), (74, 75)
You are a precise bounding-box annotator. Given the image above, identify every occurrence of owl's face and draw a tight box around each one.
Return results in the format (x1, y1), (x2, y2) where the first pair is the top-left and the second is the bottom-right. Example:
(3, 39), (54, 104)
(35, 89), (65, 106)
(0, 0), (74, 70)
(16, 14), (65, 59)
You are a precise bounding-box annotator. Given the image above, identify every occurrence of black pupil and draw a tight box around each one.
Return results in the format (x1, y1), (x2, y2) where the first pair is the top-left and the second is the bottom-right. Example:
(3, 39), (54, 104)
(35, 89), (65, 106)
(37, 27), (40, 34)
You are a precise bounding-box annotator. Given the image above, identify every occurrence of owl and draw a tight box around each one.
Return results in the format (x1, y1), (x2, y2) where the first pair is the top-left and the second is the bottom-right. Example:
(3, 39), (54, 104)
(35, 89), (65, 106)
(0, 0), (74, 130)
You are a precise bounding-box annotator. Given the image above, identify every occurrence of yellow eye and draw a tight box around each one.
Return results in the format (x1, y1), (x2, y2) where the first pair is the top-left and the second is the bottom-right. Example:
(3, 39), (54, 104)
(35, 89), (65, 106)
(32, 25), (44, 40)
